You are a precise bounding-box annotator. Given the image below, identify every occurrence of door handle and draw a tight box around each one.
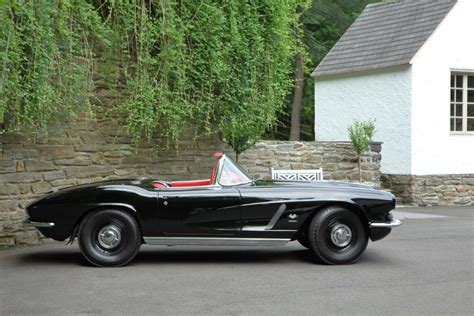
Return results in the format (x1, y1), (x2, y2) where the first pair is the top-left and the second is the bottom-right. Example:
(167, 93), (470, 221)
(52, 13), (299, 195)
(162, 196), (178, 200)
(162, 195), (178, 206)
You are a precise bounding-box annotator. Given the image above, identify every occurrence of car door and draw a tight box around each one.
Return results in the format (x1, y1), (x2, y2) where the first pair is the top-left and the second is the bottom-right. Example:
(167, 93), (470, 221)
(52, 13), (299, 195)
(237, 186), (302, 239)
(157, 186), (242, 236)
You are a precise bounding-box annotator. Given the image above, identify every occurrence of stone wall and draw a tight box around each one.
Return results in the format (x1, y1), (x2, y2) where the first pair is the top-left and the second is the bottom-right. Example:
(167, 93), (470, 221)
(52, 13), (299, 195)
(239, 141), (382, 185)
(1, 132), (382, 246)
(0, 114), (227, 246)
(382, 174), (474, 206)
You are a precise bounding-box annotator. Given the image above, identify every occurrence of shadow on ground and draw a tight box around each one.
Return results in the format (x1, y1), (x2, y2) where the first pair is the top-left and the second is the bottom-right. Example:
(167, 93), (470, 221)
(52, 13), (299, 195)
(133, 248), (316, 265)
(15, 245), (390, 267)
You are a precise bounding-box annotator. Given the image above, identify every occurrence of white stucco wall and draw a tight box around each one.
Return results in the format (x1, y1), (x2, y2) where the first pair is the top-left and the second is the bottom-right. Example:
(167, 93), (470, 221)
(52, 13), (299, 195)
(410, 0), (474, 175)
(314, 67), (412, 174)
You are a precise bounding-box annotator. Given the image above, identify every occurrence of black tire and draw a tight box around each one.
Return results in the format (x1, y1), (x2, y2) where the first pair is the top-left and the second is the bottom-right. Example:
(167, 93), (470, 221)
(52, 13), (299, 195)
(308, 206), (368, 265)
(78, 209), (141, 267)
(297, 235), (310, 249)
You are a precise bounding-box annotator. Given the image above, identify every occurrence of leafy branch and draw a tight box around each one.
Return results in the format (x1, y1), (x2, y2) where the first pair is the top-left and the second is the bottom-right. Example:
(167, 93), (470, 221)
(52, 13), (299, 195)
(348, 119), (376, 182)
(1, 0), (302, 153)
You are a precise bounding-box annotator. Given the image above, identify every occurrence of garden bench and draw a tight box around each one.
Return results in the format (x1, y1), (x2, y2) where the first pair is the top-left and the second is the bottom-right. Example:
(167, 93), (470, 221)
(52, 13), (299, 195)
(271, 168), (324, 181)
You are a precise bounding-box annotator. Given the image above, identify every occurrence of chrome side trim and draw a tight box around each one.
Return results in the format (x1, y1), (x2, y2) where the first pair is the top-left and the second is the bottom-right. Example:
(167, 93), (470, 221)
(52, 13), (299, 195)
(369, 219), (402, 228)
(240, 199), (319, 207)
(240, 204), (290, 232)
(143, 237), (290, 247)
(265, 204), (287, 230)
(242, 226), (267, 231)
(23, 220), (55, 228)
(242, 226), (297, 232)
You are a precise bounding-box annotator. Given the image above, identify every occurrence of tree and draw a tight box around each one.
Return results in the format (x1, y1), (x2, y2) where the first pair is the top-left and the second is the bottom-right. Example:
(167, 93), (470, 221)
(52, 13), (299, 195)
(347, 120), (376, 182)
(289, 51), (304, 141)
(271, 0), (379, 141)
(289, 5), (306, 141)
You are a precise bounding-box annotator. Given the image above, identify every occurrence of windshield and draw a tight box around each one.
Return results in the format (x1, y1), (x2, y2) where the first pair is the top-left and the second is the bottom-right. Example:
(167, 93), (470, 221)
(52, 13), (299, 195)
(218, 156), (253, 186)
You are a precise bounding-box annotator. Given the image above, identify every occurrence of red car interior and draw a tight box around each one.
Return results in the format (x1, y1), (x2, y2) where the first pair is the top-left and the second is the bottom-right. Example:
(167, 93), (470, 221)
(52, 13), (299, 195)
(152, 152), (222, 188)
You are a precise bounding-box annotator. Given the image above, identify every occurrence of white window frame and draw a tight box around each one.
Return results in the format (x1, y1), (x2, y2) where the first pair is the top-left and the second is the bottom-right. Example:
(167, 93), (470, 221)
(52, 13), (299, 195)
(450, 72), (474, 135)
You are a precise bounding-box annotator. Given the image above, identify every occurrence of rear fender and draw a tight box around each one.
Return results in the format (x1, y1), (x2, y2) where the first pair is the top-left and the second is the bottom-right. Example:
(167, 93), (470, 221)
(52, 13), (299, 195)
(69, 203), (143, 243)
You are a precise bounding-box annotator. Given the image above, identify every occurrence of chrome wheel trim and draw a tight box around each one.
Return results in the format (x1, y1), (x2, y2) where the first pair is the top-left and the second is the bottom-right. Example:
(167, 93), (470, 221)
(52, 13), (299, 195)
(97, 225), (122, 249)
(330, 223), (352, 248)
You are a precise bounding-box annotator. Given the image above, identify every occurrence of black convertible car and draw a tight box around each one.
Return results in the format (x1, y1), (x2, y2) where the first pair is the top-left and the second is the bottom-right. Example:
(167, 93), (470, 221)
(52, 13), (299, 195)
(25, 152), (401, 267)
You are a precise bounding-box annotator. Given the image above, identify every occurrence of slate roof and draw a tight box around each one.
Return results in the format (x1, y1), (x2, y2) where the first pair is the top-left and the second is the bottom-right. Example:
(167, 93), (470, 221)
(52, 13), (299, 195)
(312, 0), (457, 77)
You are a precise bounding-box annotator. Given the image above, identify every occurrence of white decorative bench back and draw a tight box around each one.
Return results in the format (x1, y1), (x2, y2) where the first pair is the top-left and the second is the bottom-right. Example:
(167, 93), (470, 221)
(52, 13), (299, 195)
(271, 168), (324, 181)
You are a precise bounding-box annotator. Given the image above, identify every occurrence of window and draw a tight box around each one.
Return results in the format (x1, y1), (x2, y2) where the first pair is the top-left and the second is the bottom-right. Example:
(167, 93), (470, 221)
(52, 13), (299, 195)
(218, 157), (252, 186)
(450, 73), (474, 133)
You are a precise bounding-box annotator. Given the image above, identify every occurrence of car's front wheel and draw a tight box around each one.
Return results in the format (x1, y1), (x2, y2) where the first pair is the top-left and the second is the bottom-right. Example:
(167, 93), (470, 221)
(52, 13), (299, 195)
(78, 209), (141, 267)
(308, 206), (368, 264)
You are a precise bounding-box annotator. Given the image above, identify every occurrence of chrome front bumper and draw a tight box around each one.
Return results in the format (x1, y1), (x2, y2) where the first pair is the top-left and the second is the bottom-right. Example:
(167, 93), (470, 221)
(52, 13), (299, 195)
(23, 220), (55, 228)
(369, 218), (402, 228)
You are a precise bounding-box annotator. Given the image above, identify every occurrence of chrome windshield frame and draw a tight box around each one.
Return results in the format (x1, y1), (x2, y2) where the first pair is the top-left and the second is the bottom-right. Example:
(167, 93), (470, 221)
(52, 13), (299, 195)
(215, 155), (253, 187)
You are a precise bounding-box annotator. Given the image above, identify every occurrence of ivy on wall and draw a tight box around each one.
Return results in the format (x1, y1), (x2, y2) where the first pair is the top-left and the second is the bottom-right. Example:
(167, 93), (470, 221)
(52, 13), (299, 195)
(1, 0), (302, 150)
(0, 0), (105, 134)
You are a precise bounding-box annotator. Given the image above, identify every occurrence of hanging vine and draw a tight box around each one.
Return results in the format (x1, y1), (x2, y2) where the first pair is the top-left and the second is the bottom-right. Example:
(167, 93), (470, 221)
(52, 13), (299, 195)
(0, 0), (105, 134)
(1, 0), (303, 148)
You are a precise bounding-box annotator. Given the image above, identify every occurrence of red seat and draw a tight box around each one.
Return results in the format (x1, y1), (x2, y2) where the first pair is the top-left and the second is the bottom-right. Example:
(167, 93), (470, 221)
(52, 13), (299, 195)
(167, 179), (211, 187)
(152, 152), (223, 188)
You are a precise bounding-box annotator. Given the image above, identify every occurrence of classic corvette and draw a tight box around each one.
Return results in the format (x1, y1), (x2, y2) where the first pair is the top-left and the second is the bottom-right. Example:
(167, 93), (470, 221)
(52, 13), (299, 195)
(24, 152), (401, 267)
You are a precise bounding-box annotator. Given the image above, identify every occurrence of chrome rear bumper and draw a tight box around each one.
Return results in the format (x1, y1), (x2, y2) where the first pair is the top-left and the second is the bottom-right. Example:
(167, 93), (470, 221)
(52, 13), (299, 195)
(24, 220), (55, 228)
(369, 218), (402, 228)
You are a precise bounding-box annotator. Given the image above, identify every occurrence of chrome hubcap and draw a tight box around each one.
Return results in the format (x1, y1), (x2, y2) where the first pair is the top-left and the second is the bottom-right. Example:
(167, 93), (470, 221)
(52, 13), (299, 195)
(98, 225), (122, 249)
(330, 223), (352, 247)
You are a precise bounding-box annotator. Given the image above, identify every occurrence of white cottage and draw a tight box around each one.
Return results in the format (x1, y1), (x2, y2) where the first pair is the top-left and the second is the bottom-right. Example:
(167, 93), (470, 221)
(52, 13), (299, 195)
(312, 0), (474, 180)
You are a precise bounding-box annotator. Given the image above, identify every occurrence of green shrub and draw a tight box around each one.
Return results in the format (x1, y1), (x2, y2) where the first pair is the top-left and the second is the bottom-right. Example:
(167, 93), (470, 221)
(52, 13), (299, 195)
(348, 119), (376, 182)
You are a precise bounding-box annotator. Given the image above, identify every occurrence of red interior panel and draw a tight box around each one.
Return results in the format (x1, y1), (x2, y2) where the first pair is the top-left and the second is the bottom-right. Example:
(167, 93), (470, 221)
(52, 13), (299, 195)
(151, 182), (167, 188)
(167, 179), (211, 187)
(152, 153), (222, 188)
(209, 160), (219, 184)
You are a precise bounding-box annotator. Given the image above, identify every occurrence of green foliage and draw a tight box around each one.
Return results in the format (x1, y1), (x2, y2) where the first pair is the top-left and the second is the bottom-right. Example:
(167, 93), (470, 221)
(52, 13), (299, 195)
(107, 0), (301, 149)
(348, 119), (375, 182)
(0, 0), (106, 134)
(218, 1), (302, 154)
(1, 0), (302, 151)
(1, 0), (381, 148)
(269, 0), (379, 140)
(347, 119), (376, 155)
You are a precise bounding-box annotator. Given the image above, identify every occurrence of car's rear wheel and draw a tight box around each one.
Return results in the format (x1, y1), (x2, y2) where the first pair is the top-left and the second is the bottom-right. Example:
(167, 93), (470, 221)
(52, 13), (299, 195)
(78, 209), (141, 267)
(308, 206), (368, 264)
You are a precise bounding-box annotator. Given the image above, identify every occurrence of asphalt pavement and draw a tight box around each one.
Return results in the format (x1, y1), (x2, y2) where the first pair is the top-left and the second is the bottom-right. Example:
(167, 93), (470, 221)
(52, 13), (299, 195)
(1, 207), (473, 315)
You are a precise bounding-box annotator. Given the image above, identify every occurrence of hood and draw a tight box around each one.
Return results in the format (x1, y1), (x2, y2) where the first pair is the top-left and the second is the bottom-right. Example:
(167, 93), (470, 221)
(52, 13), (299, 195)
(256, 179), (373, 190)
(254, 179), (394, 199)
